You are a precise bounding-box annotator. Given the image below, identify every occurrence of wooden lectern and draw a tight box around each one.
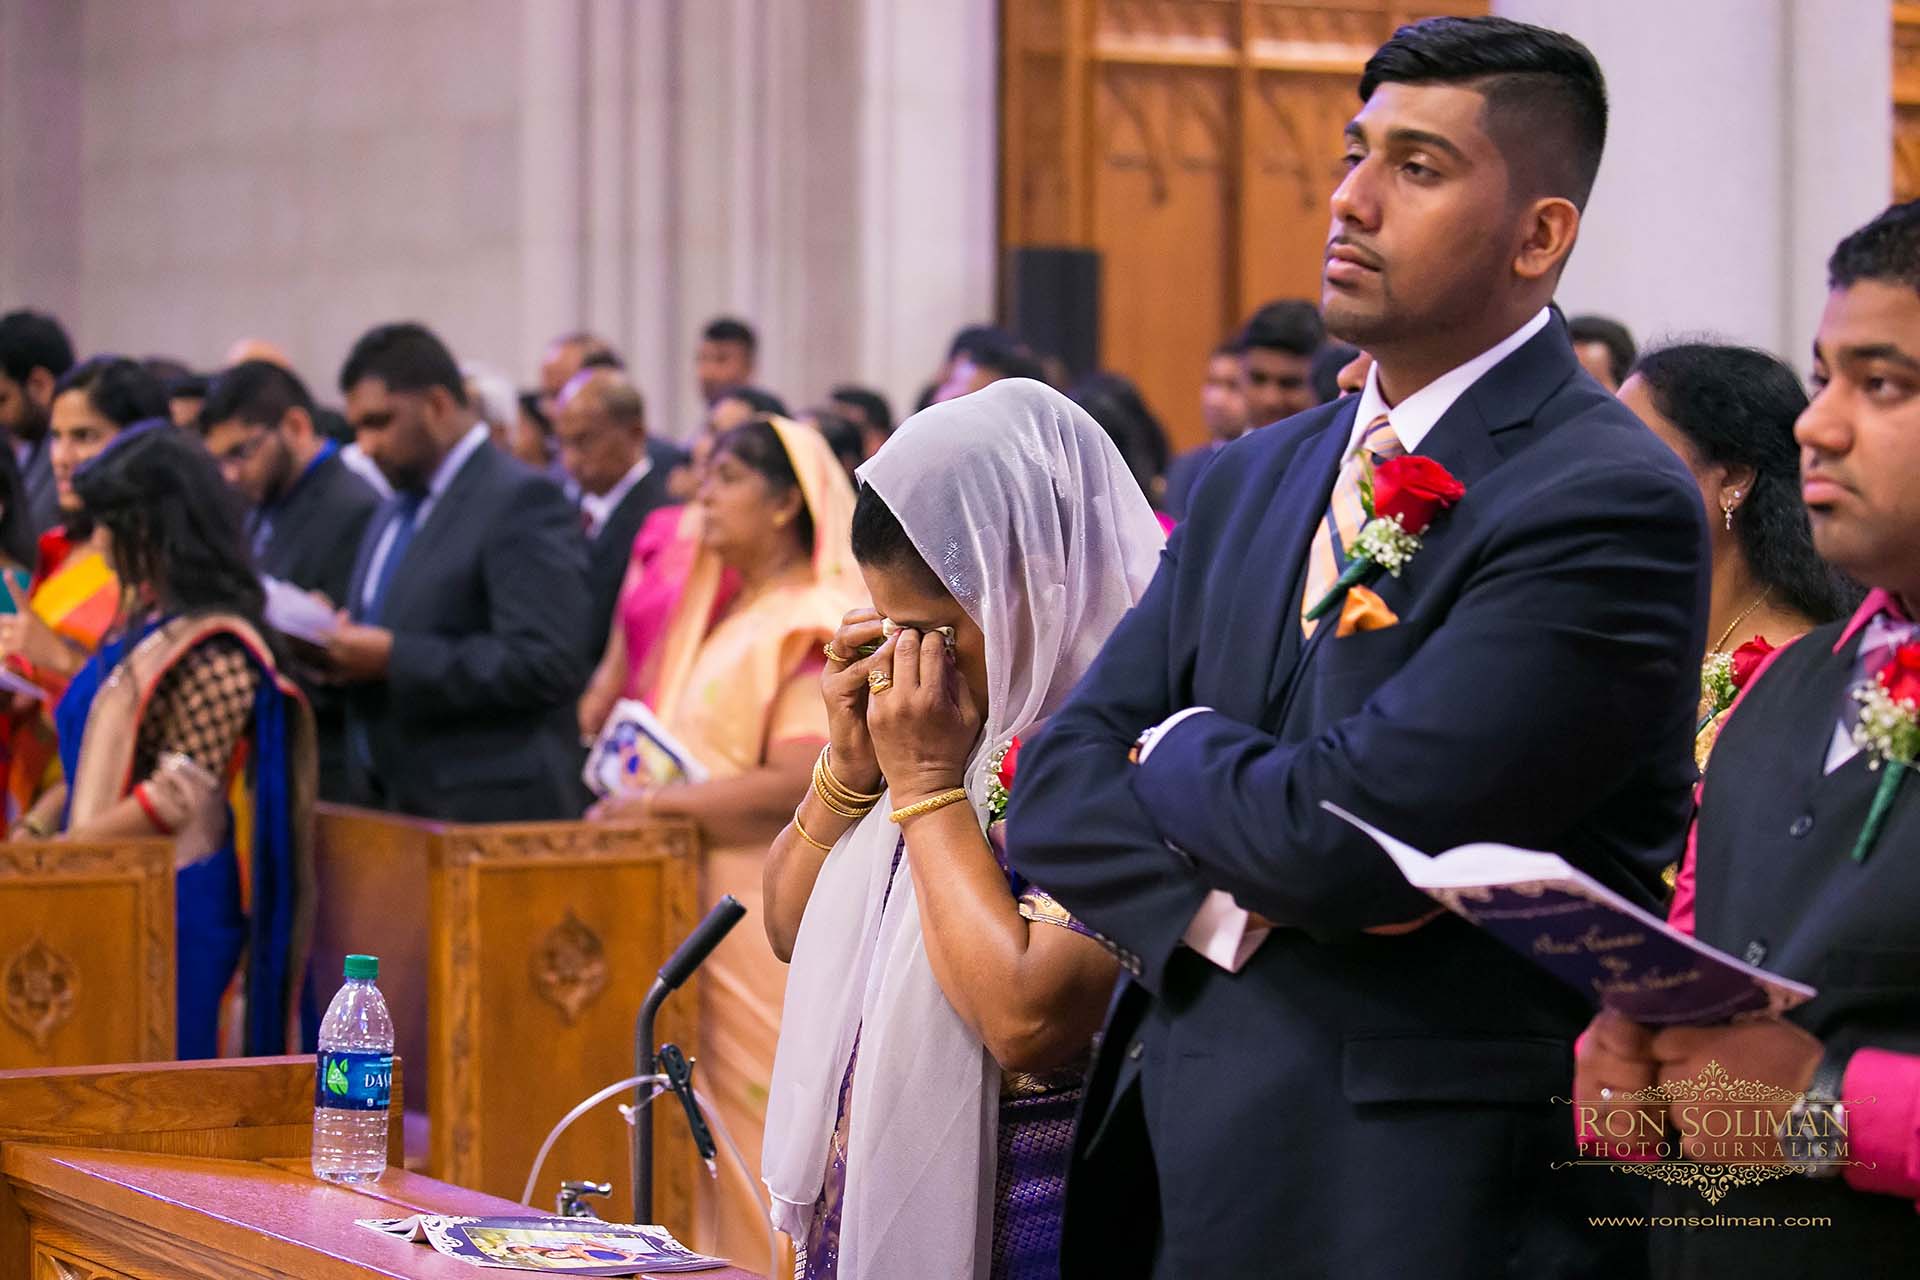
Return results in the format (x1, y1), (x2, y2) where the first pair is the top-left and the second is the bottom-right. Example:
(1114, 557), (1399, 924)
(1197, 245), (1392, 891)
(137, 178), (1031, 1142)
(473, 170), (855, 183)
(0, 839), (175, 1070)
(0, 1058), (761, 1280)
(310, 807), (702, 1235)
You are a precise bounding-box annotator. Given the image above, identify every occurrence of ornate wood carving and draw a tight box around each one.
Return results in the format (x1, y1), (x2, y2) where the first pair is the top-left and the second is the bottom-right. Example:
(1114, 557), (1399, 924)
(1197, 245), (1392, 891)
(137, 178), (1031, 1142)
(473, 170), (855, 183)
(1003, 0), (1487, 450)
(530, 911), (608, 1024)
(4, 940), (77, 1051)
(33, 1242), (131, 1280)
(0, 839), (173, 1066)
(1895, 5), (1920, 202)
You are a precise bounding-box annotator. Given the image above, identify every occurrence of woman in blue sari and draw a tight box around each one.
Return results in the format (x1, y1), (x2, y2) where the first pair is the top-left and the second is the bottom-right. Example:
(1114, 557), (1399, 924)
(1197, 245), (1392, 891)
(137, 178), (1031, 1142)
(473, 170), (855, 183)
(19, 421), (318, 1058)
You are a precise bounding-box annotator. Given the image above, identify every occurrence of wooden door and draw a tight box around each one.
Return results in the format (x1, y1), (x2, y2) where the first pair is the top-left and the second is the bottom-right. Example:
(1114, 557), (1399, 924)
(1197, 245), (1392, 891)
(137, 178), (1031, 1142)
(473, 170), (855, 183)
(1002, 0), (1486, 451)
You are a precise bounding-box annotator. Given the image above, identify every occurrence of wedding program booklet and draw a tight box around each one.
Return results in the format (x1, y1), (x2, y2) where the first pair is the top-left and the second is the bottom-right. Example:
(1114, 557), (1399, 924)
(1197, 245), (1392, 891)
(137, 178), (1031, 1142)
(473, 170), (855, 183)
(583, 699), (710, 798)
(355, 1214), (724, 1274)
(1323, 803), (1816, 1024)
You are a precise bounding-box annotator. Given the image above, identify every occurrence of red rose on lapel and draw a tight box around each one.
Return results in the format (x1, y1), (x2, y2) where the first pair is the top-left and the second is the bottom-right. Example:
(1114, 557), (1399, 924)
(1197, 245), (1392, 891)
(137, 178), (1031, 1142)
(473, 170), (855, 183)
(997, 737), (1021, 791)
(1729, 637), (1775, 691)
(1371, 456), (1466, 535)
(1877, 643), (1920, 706)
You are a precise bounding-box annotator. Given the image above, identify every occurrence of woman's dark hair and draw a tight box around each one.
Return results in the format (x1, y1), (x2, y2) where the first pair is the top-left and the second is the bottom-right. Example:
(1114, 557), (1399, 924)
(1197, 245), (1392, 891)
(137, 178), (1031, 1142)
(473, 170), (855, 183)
(808, 409), (865, 486)
(1069, 371), (1171, 508)
(53, 355), (169, 428)
(711, 419), (813, 553)
(1632, 343), (1863, 625)
(72, 423), (268, 636)
(850, 483), (942, 595)
(715, 385), (789, 418)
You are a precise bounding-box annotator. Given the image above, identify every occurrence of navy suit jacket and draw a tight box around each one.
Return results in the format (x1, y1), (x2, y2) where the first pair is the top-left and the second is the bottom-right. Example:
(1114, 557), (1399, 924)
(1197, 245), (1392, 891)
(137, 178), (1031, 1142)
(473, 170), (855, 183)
(342, 441), (592, 822)
(1007, 324), (1707, 1277)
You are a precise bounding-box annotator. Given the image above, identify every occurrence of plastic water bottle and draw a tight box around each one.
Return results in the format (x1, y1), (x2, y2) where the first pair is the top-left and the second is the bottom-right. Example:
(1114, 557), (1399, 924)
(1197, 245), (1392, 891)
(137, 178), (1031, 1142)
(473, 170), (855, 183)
(312, 953), (394, 1184)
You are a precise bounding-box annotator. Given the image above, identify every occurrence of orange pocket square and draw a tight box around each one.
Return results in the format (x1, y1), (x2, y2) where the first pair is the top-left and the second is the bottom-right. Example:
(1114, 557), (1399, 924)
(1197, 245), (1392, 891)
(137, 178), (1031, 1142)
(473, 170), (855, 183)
(1335, 585), (1398, 637)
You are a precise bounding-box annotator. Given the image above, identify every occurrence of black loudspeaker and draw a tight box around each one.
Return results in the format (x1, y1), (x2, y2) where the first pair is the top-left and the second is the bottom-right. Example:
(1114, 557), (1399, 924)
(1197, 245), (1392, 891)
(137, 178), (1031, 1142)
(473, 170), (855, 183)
(1002, 246), (1101, 381)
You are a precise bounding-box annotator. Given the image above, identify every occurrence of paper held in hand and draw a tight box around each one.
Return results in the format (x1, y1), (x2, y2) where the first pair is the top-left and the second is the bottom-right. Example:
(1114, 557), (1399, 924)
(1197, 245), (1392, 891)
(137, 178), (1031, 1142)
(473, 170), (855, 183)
(262, 576), (339, 646)
(1323, 802), (1815, 1025)
(583, 699), (711, 797)
(355, 1214), (724, 1274)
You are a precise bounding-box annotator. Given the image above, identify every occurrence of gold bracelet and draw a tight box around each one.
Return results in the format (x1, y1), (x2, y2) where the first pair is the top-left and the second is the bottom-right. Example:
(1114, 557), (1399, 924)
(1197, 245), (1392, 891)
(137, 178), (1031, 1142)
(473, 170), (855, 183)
(791, 807), (835, 853)
(818, 746), (883, 804)
(812, 753), (876, 819)
(889, 788), (970, 825)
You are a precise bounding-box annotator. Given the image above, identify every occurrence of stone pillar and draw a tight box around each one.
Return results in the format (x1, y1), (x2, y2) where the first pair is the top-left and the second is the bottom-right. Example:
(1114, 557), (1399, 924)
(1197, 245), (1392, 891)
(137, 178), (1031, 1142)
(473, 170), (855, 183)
(1494, 0), (1890, 361)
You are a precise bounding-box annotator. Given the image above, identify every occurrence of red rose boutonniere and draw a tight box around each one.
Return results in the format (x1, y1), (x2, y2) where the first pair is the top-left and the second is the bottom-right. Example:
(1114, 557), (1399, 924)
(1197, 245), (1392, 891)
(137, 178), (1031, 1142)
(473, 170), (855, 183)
(1849, 642), (1920, 863)
(1700, 636), (1776, 725)
(1305, 454), (1466, 622)
(986, 737), (1020, 824)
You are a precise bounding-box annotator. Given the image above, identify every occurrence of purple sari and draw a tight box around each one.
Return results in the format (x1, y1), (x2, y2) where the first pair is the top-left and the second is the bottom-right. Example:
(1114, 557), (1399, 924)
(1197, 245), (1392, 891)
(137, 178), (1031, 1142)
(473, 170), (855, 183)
(801, 835), (1094, 1280)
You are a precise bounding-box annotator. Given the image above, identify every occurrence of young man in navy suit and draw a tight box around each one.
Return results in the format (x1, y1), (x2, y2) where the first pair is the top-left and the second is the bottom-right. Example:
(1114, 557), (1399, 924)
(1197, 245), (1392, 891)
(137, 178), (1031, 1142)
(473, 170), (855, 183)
(1008, 17), (1706, 1277)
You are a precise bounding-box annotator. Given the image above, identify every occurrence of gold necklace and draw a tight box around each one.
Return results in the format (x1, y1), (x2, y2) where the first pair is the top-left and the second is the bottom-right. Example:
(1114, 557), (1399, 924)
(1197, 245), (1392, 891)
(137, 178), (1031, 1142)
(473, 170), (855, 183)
(1710, 587), (1771, 656)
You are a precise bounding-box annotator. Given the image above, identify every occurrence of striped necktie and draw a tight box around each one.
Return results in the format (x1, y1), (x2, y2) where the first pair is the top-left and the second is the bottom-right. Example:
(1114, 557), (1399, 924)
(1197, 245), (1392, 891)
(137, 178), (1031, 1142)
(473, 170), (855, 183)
(1300, 413), (1404, 636)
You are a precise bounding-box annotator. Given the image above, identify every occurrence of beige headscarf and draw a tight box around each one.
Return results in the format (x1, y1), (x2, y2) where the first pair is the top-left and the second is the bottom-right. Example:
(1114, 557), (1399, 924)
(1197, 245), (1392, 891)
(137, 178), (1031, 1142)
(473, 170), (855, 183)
(650, 417), (861, 757)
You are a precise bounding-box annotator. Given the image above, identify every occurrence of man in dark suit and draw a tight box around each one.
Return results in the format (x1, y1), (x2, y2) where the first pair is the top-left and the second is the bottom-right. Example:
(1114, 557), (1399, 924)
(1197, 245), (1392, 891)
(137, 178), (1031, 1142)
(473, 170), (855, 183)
(0, 309), (74, 537)
(200, 359), (381, 800)
(553, 367), (674, 646)
(1162, 338), (1250, 519)
(1007, 17), (1707, 1278)
(1578, 202), (1920, 1276)
(323, 322), (592, 822)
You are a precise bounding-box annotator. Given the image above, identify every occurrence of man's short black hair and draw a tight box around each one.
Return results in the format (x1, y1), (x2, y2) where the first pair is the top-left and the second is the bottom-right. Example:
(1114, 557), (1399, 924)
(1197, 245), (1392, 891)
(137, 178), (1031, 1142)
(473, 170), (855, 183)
(201, 359), (316, 433)
(830, 384), (894, 437)
(338, 321), (467, 405)
(1568, 314), (1636, 386)
(1829, 200), (1920, 297)
(702, 316), (757, 353)
(0, 309), (75, 387)
(1240, 300), (1325, 358)
(1360, 15), (1608, 211)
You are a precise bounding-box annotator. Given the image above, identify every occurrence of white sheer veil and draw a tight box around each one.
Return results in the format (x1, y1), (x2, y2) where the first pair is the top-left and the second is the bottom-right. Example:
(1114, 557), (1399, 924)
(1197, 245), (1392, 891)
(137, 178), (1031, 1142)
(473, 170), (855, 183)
(763, 378), (1166, 1278)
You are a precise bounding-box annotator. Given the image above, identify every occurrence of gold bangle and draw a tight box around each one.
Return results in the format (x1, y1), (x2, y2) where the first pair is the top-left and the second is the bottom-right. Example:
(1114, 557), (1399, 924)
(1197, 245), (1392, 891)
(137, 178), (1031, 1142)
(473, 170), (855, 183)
(812, 755), (875, 820)
(888, 788), (970, 824)
(819, 746), (883, 803)
(791, 808), (835, 853)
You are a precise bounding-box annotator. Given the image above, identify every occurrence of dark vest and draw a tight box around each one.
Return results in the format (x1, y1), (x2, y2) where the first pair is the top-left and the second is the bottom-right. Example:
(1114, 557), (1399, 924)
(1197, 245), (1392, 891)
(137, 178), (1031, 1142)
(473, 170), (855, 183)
(1654, 620), (1920, 1276)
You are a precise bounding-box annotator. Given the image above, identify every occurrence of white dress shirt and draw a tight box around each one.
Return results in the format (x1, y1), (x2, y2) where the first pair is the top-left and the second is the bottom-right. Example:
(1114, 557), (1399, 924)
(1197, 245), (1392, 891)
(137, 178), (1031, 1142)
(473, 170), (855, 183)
(358, 423), (489, 615)
(578, 454), (654, 540)
(1177, 307), (1554, 972)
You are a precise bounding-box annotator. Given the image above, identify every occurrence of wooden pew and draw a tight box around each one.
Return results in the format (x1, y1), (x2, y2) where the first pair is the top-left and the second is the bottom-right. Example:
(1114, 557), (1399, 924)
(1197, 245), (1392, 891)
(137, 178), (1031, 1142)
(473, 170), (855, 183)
(0, 1059), (762, 1280)
(0, 839), (174, 1070)
(310, 806), (701, 1237)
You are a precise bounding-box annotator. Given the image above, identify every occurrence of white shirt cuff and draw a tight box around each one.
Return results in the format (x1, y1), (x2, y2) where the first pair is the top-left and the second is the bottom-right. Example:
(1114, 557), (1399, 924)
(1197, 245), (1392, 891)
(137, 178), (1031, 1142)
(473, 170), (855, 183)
(1182, 890), (1270, 972)
(1136, 706), (1213, 763)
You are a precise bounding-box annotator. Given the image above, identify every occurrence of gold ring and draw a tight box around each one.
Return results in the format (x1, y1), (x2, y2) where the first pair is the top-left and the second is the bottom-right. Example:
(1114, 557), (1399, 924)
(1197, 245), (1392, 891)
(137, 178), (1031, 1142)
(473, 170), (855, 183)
(867, 669), (894, 694)
(823, 641), (847, 664)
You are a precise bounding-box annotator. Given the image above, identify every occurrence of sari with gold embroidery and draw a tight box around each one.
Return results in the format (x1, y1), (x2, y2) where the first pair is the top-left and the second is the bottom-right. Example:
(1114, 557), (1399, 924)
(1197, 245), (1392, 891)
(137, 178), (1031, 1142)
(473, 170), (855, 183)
(649, 417), (862, 1259)
(59, 612), (318, 1059)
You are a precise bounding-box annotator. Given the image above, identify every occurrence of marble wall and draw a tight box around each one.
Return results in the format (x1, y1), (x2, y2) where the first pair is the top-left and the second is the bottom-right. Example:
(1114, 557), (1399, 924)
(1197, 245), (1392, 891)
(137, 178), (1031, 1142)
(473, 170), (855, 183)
(1494, 0), (1891, 367)
(0, 0), (997, 438)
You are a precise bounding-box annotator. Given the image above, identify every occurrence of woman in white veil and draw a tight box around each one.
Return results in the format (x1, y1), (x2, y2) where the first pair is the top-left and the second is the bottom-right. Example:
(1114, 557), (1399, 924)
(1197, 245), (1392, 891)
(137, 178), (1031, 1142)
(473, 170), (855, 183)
(761, 379), (1165, 1279)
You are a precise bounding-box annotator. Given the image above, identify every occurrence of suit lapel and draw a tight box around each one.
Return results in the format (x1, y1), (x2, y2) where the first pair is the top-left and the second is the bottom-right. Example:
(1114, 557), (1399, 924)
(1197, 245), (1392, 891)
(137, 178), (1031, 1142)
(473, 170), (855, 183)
(382, 444), (493, 619)
(1274, 324), (1581, 708)
(1231, 402), (1353, 714)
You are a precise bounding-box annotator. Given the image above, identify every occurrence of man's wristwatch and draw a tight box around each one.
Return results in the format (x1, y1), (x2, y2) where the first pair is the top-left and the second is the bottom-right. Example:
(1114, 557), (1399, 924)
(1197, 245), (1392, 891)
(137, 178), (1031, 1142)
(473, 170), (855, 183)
(1777, 1047), (1849, 1178)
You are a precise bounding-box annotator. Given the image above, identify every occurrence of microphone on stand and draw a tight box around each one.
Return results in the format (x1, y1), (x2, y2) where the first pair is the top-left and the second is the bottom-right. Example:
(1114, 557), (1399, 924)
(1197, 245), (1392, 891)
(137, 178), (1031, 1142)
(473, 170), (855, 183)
(633, 895), (746, 1224)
